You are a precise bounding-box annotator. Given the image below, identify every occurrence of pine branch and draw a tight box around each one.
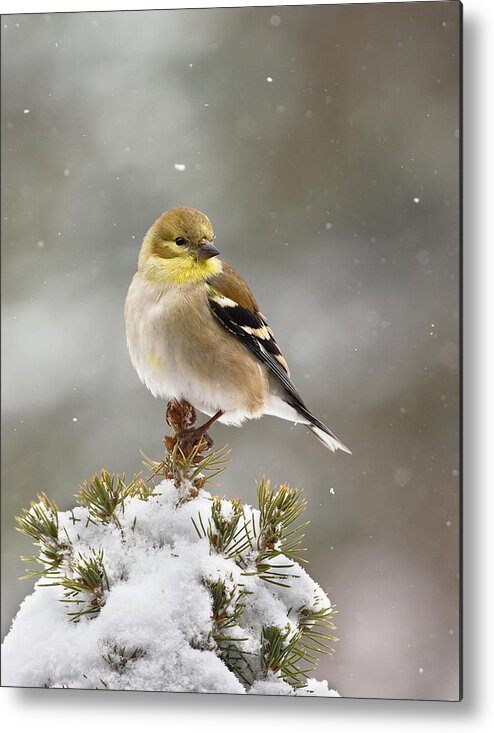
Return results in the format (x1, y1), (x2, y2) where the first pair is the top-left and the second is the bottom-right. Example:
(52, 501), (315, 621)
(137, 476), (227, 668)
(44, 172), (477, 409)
(142, 437), (230, 501)
(102, 643), (146, 673)
(55, 548), (109, 622)
(193, 497), (253, 560)
(253, 479), (309, 584)
(15, 493), (70, 579)
(260, 625), (308, 688)
(75, 470), (142, 528)
(296, 599), (339, 657)
(204, 575), (255, 684)
(12, 423), (339, 693)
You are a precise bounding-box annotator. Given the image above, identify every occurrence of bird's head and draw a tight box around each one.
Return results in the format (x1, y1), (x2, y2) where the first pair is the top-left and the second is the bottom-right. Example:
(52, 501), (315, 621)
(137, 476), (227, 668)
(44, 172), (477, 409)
(138, 207), (221, 284)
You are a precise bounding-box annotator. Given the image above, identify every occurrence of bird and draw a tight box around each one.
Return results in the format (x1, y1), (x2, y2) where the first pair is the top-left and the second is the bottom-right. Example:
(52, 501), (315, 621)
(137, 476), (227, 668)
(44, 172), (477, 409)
(125, 206), (351, 453)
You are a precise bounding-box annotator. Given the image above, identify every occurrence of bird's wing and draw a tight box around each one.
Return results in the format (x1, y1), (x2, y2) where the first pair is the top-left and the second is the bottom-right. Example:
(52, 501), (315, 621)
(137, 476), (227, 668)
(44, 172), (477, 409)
(208, 263), (352, 454)
(207, 263), (305, 407)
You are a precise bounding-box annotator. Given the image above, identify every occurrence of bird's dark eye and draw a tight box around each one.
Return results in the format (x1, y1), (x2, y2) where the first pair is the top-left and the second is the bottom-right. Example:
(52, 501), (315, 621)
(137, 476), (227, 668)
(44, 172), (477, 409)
(175, 237), (187, 246)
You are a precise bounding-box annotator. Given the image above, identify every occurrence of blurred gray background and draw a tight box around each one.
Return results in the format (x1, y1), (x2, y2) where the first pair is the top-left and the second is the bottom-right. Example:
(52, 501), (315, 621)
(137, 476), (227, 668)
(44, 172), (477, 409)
(1, 2), (460, 700)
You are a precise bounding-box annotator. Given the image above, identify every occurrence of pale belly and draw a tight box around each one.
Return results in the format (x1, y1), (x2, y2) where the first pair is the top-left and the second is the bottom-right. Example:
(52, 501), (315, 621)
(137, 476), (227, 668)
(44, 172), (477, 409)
(125, 275), (268, 424)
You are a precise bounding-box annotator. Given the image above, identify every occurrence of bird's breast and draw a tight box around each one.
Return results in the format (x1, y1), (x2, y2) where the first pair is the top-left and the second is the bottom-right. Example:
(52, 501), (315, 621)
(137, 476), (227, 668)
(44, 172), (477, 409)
(125, 273), (269, 418)
(125, 276), (191, 397)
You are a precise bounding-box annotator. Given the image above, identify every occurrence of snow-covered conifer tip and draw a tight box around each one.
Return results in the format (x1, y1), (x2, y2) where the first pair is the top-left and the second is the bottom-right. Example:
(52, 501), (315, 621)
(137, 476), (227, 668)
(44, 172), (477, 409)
(3, 402), (340, 695)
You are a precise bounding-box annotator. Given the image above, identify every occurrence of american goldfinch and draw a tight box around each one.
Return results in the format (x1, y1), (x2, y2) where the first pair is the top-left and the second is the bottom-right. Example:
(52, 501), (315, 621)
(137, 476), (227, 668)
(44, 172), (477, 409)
(125, 207), (351, 453)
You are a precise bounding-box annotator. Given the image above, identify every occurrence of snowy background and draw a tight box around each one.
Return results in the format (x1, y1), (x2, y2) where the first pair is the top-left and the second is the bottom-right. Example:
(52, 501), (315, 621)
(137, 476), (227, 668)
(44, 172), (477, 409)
(1, 3), (460, 700)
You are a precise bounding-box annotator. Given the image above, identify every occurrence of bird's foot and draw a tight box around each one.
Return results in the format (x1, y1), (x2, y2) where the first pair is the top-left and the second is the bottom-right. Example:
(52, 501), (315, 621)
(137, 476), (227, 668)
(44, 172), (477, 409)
(178, 427), (214, 454)
(166, 400), (223, 455)
(162, 401), (229, 500)
(178, 410), (223, 451)
(164, 401), (223, 455)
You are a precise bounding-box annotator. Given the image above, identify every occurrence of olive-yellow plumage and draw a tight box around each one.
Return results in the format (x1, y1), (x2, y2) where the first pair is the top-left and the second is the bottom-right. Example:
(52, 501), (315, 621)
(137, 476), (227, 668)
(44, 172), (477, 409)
(125, 207), (351, 453)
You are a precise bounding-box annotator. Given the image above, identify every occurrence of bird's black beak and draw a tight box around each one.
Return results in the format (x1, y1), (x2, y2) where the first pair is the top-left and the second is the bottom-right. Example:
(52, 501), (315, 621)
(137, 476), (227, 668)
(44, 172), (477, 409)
(197, 240), (220, 260)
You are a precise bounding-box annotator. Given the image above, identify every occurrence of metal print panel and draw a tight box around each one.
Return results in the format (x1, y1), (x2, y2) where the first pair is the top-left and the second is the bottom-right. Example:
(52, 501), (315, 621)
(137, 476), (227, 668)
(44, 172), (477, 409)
(1, 1), (461, 701)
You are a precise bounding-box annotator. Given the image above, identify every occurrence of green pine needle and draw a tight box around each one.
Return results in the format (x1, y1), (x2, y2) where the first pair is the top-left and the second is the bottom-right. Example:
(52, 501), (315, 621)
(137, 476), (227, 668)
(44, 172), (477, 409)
(15, 493), (70, 579)
(75, 470), (142, 528)
(253, 479), (309, 583)
(102, 643), (146, 673)
(58, 548), (109, 622)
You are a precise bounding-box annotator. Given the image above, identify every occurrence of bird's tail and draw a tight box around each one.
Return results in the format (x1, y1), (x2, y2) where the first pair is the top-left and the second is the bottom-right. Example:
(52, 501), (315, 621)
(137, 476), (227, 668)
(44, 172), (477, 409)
(264, 394), (351, 454)
(290, 401), (352, 454)
(307, 424), (352, 454)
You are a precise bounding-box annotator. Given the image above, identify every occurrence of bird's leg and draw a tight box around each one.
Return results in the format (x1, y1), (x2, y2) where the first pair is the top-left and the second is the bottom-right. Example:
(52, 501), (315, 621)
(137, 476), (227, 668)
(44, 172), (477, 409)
(178, 410), (224, 450)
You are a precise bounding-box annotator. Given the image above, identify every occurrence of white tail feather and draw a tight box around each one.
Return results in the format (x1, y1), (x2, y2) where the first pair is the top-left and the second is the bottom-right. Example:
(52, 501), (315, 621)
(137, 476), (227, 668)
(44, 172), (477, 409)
(263, 394), (351, 454)
(308, 426), (352, 454)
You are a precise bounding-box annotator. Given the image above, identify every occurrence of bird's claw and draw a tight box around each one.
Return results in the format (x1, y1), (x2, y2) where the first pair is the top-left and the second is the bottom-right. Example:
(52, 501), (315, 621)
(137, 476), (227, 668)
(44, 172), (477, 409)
(178, 429), (214, 454)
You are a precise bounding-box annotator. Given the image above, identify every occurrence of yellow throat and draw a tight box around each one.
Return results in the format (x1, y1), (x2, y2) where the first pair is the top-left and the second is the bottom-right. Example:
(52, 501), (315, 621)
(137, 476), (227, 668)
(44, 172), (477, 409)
(138, 234), (222, 285)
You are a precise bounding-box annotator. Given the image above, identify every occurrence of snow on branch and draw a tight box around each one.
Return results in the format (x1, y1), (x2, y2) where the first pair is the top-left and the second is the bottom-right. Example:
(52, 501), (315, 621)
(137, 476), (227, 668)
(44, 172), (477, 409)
(2, 402), (340, 696)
